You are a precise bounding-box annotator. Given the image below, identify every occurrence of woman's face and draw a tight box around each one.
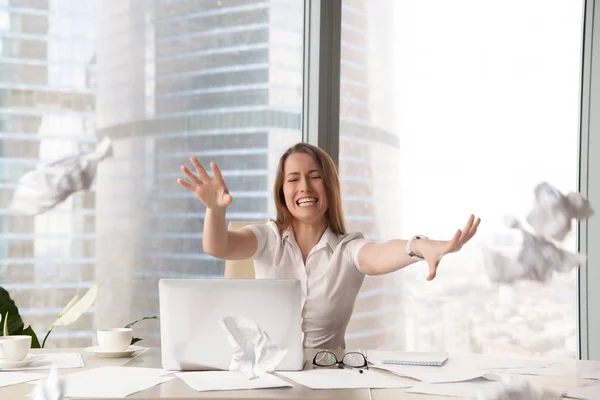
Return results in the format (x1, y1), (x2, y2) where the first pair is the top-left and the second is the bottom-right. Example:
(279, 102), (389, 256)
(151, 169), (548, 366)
(282, 153), (329, 225)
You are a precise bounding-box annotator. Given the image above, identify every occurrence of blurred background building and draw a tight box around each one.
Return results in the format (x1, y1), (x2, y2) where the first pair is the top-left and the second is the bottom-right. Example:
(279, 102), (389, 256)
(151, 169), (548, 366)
(93, 0), (402, 348)
(0, 0), (96, 346)
(0, 0), (581, 357)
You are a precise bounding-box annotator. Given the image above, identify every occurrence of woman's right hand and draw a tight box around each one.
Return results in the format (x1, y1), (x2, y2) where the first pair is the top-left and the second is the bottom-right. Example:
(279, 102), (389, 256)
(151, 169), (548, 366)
(177, 157), (232, 210)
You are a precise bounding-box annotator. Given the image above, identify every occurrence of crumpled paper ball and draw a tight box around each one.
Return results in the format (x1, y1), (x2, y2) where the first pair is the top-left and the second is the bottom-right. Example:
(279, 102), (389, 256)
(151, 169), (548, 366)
(483, 180), (593, 285)
(526, 181), (594, 242)
(475, 374), (558, 400)
(29, 365), (65, 400)
(219, 316), (287, 380)
(484, 217), (587, 284)
(9, 137), (113, 216)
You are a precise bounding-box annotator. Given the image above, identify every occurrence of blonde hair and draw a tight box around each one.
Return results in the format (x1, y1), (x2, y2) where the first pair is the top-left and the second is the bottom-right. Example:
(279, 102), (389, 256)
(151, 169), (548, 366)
(273, 143), (346, 235)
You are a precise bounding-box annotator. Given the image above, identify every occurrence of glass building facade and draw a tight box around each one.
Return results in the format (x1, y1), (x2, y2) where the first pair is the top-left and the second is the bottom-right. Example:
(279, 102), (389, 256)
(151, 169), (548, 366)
(93, 0), (304, 343)
(0, 0), (404, 348)
(0, 0), (96, 347)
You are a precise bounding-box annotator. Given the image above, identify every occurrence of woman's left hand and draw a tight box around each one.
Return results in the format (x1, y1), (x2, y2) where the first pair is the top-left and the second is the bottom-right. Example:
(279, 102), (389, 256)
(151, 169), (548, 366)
(413, 214), (481, 281)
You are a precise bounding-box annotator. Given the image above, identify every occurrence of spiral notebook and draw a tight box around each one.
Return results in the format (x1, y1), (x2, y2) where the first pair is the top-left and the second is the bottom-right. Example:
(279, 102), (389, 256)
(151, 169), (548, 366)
(368, 351), (449, 367)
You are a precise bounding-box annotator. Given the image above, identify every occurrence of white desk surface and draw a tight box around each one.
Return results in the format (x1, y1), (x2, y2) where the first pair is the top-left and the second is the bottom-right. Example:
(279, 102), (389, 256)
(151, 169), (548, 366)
(0, 347), (595, 399)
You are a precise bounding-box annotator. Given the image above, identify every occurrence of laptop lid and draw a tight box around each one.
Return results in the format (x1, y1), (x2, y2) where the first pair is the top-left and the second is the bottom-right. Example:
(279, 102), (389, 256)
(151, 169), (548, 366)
(159, 278), (303, 371)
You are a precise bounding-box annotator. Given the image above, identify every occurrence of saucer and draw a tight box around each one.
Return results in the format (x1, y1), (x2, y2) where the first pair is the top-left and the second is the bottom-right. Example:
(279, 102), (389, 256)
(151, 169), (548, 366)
(0, 355), (44, 370)
(84, 345), (145, 358)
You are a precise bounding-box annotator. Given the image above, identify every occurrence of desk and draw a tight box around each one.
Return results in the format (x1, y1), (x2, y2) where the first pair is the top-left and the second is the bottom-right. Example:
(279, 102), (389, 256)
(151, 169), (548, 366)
(0, 348), (594, 399)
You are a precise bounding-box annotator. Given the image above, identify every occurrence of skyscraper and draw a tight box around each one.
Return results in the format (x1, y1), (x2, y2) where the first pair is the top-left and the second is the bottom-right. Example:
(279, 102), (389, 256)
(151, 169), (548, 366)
(94, 0), (304, 342)
(0, 0), (96, 347)
(94, 0), (402, 348)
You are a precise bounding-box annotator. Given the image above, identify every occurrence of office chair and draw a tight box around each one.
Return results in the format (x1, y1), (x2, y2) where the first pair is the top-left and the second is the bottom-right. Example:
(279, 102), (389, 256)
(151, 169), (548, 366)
(223, 221), (261, 279)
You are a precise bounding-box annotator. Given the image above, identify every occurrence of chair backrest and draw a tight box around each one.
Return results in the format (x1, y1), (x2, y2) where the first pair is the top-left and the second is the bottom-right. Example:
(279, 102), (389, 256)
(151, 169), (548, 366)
(223, 221), (261, 279)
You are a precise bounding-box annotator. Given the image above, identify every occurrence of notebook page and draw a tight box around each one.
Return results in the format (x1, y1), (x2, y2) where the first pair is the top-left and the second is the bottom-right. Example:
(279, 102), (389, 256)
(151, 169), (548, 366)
(368, 351), (449, 366)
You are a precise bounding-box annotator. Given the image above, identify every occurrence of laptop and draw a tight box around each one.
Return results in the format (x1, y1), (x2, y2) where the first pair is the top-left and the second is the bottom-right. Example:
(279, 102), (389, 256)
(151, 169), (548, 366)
(158, 278), (304, 371)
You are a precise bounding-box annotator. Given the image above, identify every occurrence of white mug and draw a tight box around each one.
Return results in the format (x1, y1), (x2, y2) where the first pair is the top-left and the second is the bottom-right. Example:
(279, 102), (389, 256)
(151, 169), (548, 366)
(97, 328), (133, 351)
(0, 335), (31, 361)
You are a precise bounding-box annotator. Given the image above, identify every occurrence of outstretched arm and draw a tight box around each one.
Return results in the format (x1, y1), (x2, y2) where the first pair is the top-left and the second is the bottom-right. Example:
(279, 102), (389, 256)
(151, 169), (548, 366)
(358, 215), (480, 280)
(177, 157), (258, 260)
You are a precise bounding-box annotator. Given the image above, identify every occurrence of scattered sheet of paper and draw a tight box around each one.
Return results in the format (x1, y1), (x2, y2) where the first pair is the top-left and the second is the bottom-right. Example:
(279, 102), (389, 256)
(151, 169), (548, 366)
(370, 360), (496, 383)
(563, 381), (600, 399)
(176, 371), (292, 392)
(407, 377), (506, 398)
(1, 353), (84, 371)
(453, 353), (554, 370)
(491, 363), (574, 377)
(58, 366), (173, 398)
(486, 359), (600, 378)
(0, 372), (45, 388)
(574, 360), (600, 380)
(580, 370), (600, 380)
(277, 369), (411, 389)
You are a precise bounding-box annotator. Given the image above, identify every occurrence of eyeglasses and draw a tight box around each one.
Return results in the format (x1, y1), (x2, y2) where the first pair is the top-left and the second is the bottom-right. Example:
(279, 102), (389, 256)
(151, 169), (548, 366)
(312, 350), (368, 373)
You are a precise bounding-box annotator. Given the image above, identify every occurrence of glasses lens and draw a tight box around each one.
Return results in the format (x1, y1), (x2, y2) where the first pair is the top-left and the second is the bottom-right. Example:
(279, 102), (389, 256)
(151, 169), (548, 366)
(314, 351), (337, 366)
(343, 353), (366, 367)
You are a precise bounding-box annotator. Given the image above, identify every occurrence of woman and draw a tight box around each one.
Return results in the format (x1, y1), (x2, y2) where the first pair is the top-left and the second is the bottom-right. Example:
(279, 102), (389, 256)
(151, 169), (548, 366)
(177, 143), (480, 349)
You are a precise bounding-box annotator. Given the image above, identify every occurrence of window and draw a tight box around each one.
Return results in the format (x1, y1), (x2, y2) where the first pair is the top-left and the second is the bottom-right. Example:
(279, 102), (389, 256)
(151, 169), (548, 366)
(0, 0), (304, 348)
(92, 0), (304, 346)
(340, 0), (584, 357)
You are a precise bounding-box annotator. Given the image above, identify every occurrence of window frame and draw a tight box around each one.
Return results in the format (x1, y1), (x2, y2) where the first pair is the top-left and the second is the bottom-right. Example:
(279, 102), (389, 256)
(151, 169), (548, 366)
(579, 0), (600, 361)
(302, 0), (341, 165)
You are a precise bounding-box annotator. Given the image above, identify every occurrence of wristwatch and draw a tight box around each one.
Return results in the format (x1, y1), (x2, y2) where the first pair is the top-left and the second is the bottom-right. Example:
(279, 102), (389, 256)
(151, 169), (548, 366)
(406, 235), (428, 261)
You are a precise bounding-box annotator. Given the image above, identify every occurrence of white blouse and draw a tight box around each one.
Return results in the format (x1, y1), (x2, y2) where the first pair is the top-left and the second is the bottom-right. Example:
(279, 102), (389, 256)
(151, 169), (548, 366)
(246, 221), (372, 349)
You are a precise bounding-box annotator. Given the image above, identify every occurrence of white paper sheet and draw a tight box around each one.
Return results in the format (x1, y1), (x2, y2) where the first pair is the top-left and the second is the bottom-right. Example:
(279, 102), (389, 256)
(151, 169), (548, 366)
(277, 369), (411, 389)
(59, 366), (173, 398)
(453, 353), (554, 370)
(563, 381), (600, 399)
(492, 364), (573, 377)
(176, 371), (292, 392)
(407, 378), (506, 398)
(488, 360), (596, 378)
(1, 353), (84, 371)
(574, 360), (600, 380)
(371, 359), (497, 383)
(0, 372), (46, 388)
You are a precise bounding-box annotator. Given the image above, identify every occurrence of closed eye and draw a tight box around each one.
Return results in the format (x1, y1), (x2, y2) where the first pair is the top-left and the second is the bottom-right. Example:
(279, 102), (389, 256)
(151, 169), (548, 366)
(288, 178), (299, 182)
(311, 176), (321, 179)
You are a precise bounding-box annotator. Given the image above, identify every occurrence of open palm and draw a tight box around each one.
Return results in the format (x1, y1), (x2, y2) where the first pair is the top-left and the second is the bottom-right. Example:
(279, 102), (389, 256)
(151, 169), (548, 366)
(419, 214), (481, 281)
(177, 157), (232, 210)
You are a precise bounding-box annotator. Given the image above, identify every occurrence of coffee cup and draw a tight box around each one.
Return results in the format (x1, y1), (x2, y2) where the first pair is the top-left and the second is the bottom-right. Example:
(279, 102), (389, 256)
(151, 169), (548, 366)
(0, 335), (31, 361)
(97, 328), (133, 351)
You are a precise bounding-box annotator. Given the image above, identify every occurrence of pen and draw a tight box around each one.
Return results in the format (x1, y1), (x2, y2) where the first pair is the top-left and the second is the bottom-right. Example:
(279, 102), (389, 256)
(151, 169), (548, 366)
(338, 364), (364, 374)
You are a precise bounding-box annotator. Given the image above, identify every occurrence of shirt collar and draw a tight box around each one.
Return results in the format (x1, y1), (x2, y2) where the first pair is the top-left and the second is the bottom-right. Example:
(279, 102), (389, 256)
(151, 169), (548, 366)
(282, 226), (340, 251)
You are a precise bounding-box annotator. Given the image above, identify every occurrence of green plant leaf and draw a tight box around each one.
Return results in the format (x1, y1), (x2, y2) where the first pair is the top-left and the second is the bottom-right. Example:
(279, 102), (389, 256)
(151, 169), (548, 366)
(22, 326), (41, 348)
(124, 316), (158, 329)
(53, 283), (102, 327)
(0, 287), (25, 336)
(131, 337), (142, 345)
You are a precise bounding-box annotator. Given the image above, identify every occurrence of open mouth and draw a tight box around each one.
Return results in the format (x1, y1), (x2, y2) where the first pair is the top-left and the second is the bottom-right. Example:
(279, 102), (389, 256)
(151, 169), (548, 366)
(296, 197), (319, 207)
